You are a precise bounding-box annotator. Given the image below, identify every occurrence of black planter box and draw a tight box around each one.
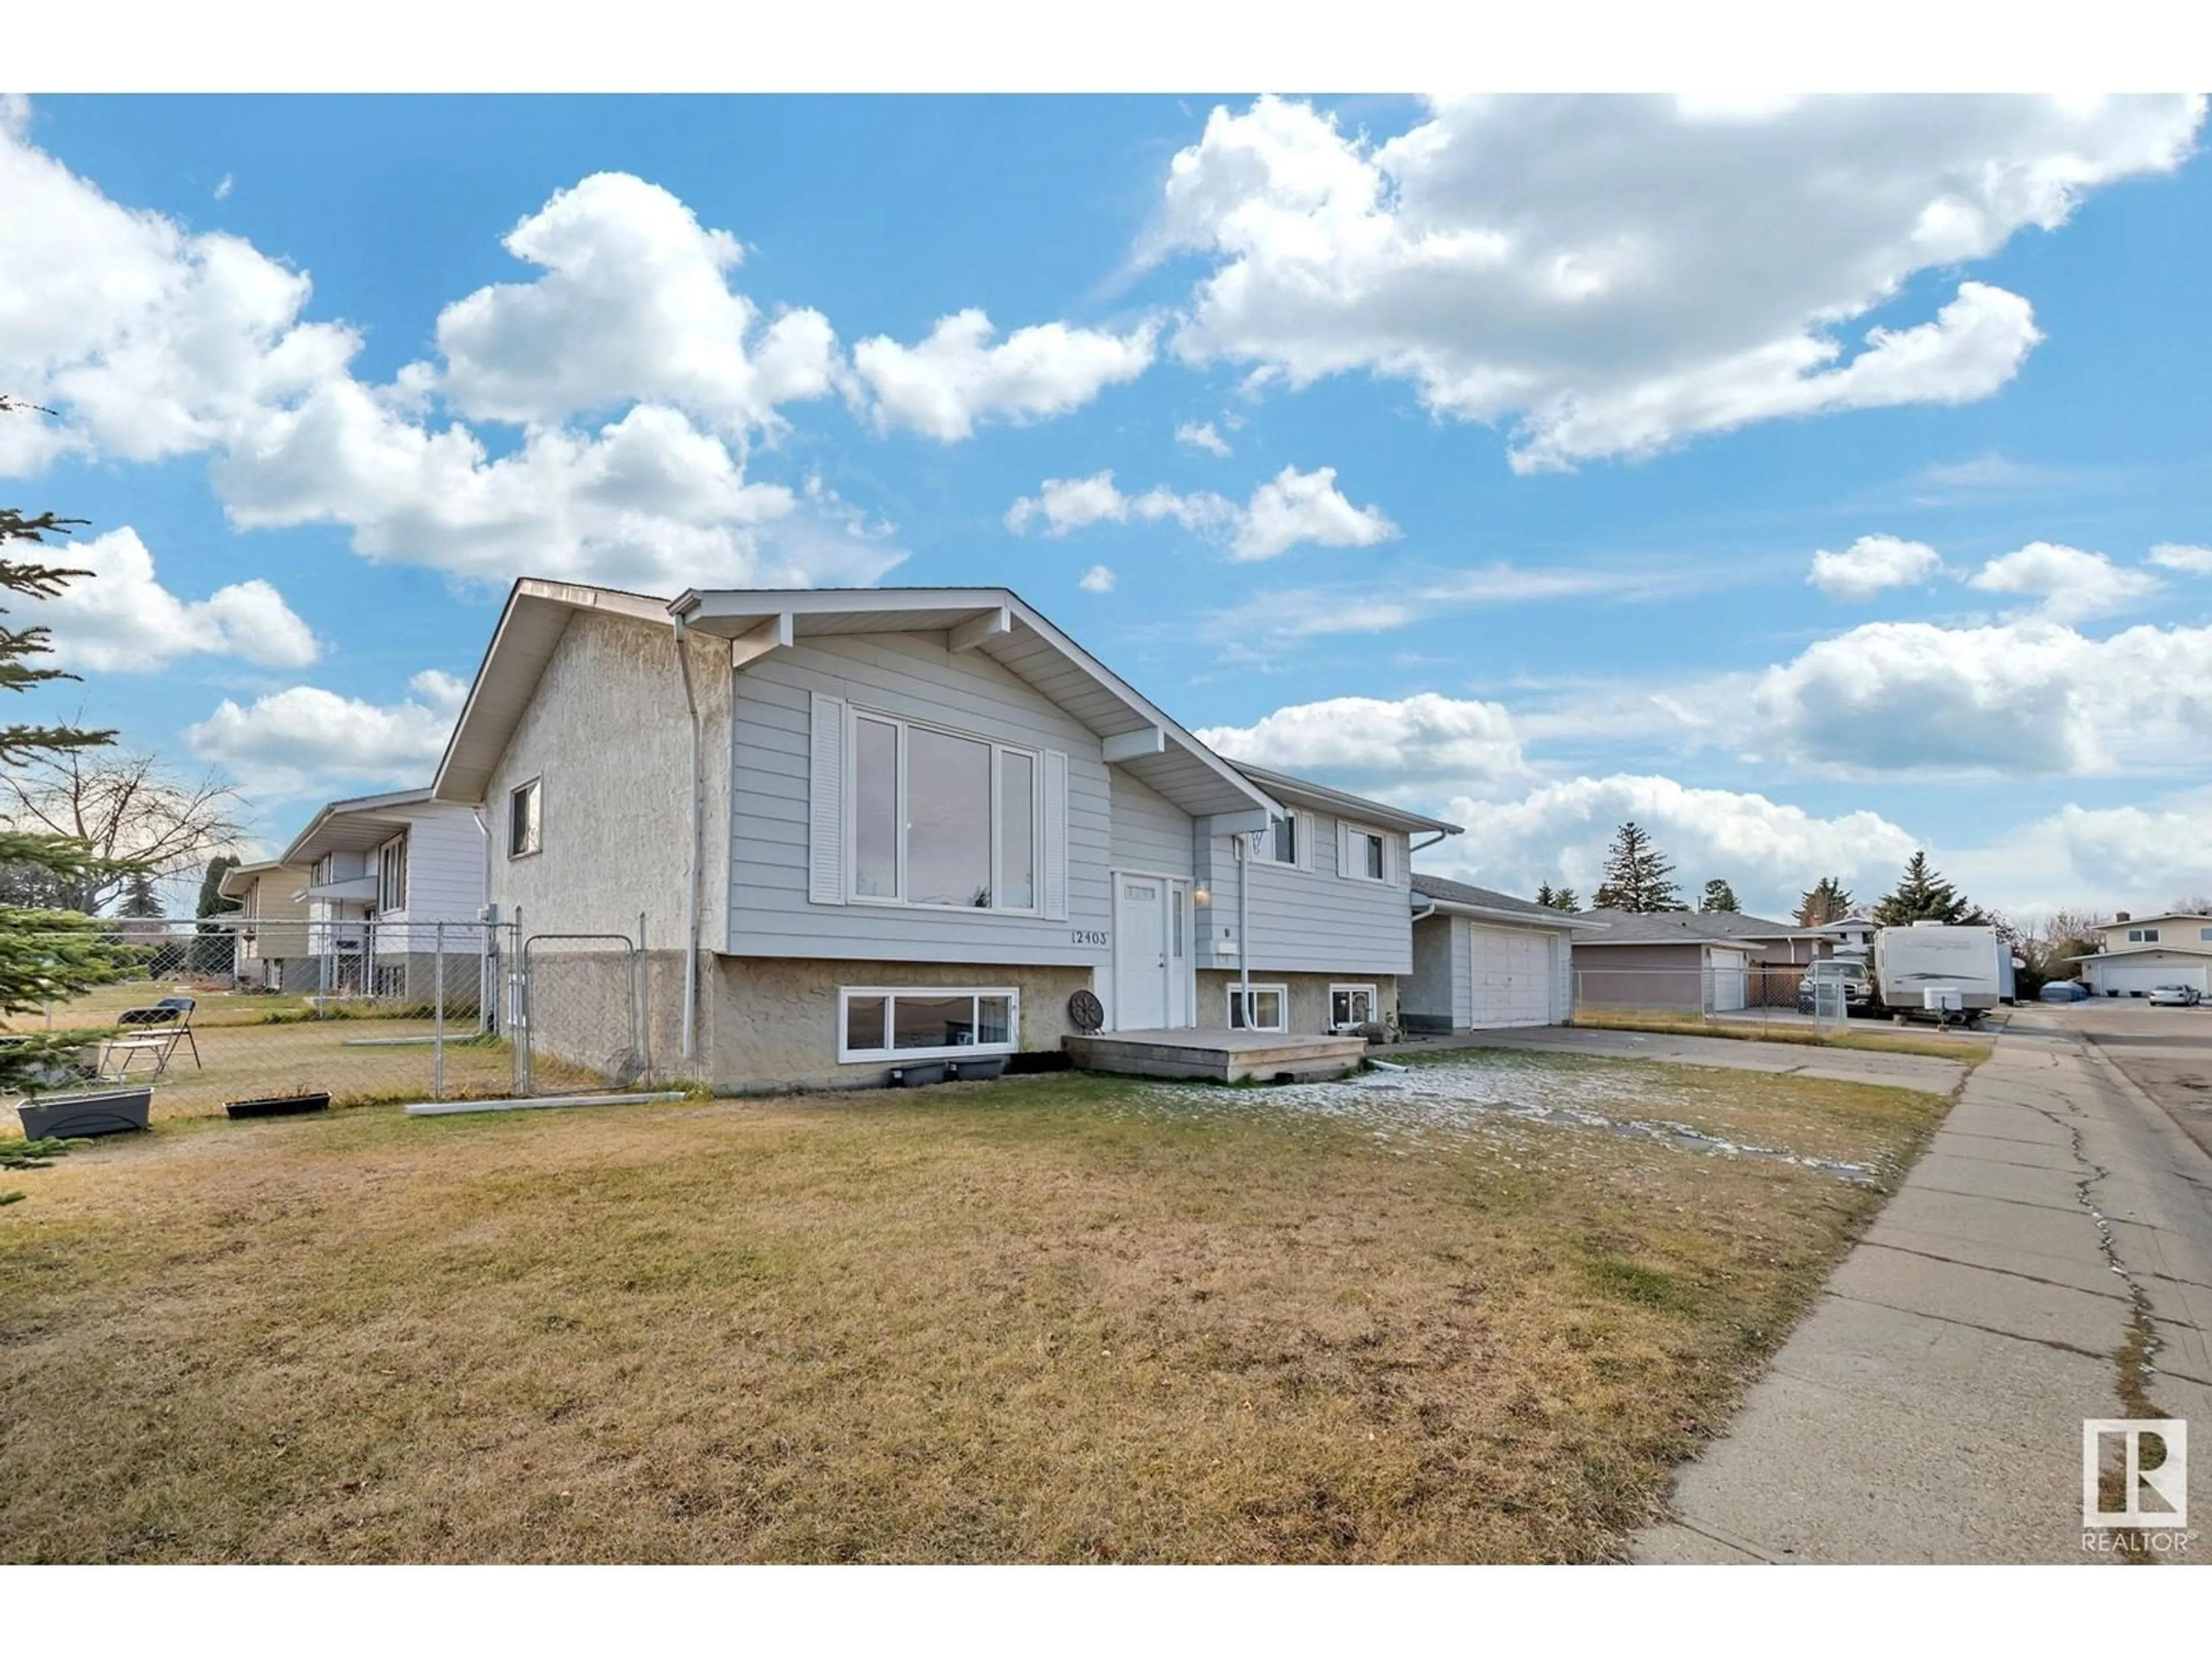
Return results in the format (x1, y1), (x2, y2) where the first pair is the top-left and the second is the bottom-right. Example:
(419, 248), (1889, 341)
(225, 1092), (332, 1120)
(886, 1062), (949, 1088)
(948, 1055), (1009, 1082)
(16, 1087), (152, 1141)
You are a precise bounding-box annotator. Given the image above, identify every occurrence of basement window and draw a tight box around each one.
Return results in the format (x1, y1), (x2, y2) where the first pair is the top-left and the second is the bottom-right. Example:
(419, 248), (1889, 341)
(839, 987), (1018, 1063)
(1330, 984), (1377, 1030)
(1225, 984), (1287, 1033)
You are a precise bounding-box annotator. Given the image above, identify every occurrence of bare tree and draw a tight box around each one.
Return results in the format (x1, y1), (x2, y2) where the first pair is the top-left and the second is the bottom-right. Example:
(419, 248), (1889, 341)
(2031, 907), (2111, 973)
(2, 745), (245, 915)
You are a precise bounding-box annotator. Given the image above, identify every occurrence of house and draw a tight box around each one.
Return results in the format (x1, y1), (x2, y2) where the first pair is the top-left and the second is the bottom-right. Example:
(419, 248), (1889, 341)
(1402, 875), (1607, 1032)
(1570, 908), (1820, 1012)
(428, 579), (1464, 1092)
(1805, 916), (1877, 960)
(2072, 910), (2212, 998)
(276, 786), (487, 1003)
(215, 858), (319, 993)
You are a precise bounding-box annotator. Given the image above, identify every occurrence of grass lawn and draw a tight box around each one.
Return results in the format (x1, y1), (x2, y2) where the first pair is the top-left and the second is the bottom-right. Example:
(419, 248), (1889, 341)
(0, 1051), (1953, 1563)
(4, 983), (605, 1126)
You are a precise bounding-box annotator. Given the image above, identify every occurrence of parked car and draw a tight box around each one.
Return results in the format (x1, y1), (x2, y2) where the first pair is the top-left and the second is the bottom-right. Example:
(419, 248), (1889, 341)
(2147, 984), (2202, 1007)
(1797, 958), (1872, 1016)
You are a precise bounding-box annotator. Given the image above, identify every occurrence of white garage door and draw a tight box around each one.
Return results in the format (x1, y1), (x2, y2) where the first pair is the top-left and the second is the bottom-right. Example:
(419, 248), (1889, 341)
(1468, 925), (1555, 1028)
(2093, 961), (2210, 997)
(1709, 948), (1749, 1012)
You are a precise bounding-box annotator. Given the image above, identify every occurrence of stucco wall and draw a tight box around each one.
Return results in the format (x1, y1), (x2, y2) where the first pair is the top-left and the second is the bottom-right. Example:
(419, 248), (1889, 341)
(1195, 969), (1397, 1036)
(483, 609), (733, 989)
(702, 956), (1097, 1094)
(1403, 914), (1455, 1027)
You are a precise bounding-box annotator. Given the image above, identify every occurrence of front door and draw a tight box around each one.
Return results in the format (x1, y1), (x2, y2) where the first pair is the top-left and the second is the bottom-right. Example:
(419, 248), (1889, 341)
(1113, 877), (1169, 1029)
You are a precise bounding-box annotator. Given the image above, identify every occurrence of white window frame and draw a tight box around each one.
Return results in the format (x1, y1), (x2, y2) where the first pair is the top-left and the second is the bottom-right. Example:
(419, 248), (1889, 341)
(1329, 983), (1378, 1031)
(1254, 810), (1306, 869)
(1339, 820), (1391, 885)
(845, 706), (1041, 915)
(2128, 927), (2160, 943)
(836, 986), (1021, 1063)
(376, 833), (408, 913)
(1225, 982), (1289, 1033)
(508, 777), (543, 859)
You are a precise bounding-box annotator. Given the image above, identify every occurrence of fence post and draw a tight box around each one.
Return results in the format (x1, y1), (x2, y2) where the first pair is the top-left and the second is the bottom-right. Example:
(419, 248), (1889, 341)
(637, 910), (652, 1086)
(433, 921), (446, 1101)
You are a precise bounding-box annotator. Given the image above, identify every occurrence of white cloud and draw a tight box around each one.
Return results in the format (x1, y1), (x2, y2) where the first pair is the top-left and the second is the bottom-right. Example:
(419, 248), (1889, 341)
(431, 172), (840, 434)
(213, 173), (233, 201)
(852, 309), (1157, 442)
(1732, 618), (2212, 777)
(1425, 774), (1922, 918)
(2149, 542), (2212, 575)
(1808, 533), (1941, 601)
(1197, 692), (1527, 797)
(1078, 564), (1115, 593)
(1149, 94), (2203, 470)
(184, 669), (468, 799)
(1967, 540), (2163, 622)
(0, 122), (907, 592)
(1175, 420), (1230, 456)
(41, 527), (317, 672)
(1005, 463), (1393, 562)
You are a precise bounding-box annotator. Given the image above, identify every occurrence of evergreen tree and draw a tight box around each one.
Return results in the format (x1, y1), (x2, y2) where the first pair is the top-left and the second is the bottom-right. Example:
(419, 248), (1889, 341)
(120, 872), (164, 917)
(1534, 880), (1556, 908)
(1794, 876), (1854, 927)
(1700, 878), (1740, 913)
(0, 418), (132, 1094)
(191, 854), (243, 975)
(1546, 886), (1580, 913)
(1872, 852), (1985, 927)
(1592, 821), (1684, 914)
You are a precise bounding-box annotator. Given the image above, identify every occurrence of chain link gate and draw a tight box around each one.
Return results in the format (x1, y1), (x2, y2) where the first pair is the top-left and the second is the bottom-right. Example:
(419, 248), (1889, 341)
(511, 932), (652, 1096)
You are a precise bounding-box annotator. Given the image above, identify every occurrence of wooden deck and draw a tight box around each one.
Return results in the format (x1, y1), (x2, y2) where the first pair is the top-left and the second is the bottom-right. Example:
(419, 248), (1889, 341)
(1062, 1027), (1369, 1084)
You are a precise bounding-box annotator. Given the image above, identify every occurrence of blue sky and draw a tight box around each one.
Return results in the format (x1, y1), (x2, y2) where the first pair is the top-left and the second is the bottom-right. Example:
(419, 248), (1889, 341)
(6, 92), (2210, 921)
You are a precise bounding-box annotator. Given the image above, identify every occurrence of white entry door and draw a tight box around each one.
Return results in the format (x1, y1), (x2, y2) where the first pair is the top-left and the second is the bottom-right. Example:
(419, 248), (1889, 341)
(1113, 877), (1170, 1029)
(1468, 925), (1555, 1028)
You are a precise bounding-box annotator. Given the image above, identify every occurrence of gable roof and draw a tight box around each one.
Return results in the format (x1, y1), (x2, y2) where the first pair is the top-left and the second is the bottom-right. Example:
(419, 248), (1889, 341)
(1571, 907), (1809, 946)
(215, 858), (304, 902)
(1410, 873), (1609, 931)
(281, 786), (445, 865)
(2104, 912), (2212, 931)
(435, 581), (1282, 824)
(1225, 762), (1462, 838)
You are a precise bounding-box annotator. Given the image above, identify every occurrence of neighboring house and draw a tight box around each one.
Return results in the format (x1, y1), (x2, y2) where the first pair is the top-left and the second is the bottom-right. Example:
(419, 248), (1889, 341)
(216, 858), (319, 993)
(1402, 875), (1607, 1032)
(429, 579), (1464, 1092)
(278, 787), (487, 1002)
(1805, 917), (1877, 960)
(1570, 908), (1820, 1012)
(2072, 910), (2212, 998)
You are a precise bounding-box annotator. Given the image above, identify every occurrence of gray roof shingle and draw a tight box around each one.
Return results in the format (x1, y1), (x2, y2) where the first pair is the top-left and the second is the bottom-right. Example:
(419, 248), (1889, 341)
(1571, 907), (1806, 945)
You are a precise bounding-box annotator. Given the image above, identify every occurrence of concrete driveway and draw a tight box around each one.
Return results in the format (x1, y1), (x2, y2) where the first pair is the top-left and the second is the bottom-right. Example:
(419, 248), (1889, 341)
(1401, 1022), (1970, 1095)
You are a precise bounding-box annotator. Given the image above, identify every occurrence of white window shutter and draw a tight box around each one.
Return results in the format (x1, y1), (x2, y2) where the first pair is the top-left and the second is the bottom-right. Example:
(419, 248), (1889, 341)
(1337, 818), (1351, 880)
(1042, 748), (1069, 921)
(1297, 810), (1315, 873)
(808, 692), (847, 905)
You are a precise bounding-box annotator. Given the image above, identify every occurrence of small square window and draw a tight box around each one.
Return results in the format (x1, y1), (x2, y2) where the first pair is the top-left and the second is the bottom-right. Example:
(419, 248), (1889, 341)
(1331, 985), (1376, 1029)
(1226, 984), (1286, 1032)
(509, 778), (541, 858)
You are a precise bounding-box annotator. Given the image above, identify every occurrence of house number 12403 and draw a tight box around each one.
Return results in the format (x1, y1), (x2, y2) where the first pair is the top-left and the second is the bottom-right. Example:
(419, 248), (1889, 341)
(1071, 929), (1109, 946)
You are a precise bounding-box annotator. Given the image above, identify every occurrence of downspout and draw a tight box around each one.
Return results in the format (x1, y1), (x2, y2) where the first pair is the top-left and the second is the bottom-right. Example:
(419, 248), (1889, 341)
(1235, 831), (1252, 1020)
(469, 806), (492, 1034)
(672, 616), (704, 1065)
(1408, 830), (1453, 855)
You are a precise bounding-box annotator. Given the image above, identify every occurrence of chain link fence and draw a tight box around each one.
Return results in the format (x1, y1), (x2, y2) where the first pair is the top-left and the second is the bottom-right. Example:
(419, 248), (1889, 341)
(3, 915), (665, 1127)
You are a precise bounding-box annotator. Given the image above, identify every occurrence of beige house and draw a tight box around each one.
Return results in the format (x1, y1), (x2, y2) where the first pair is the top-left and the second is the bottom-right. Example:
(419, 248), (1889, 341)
(216, 859), (317, 993)
(2074, 910), (2212, 997)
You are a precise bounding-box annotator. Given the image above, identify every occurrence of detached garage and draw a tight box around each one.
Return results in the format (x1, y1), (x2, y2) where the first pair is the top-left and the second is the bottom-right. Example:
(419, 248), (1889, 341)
(1403, 876), (1604, 1032)
(2079, 950), (2212, 998)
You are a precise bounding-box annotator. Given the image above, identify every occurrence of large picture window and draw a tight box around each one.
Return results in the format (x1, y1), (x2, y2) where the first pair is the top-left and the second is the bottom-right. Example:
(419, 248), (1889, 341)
(839, 987), (1019, 1062)
(848, 709), (1040, 911)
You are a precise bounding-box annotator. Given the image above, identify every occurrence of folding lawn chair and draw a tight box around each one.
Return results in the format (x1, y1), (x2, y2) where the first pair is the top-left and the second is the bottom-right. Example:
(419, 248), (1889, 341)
(97, 1001), (199, 1081)
(153, 997), (202, 1070)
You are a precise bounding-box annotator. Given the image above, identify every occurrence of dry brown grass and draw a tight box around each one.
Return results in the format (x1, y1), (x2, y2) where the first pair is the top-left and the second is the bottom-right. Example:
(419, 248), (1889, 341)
(0, 1058), (1948, 1563)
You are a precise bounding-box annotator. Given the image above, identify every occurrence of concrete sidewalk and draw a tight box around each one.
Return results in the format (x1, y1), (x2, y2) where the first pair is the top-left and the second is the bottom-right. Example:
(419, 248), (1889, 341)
(1634, 1018), (2212, 1563)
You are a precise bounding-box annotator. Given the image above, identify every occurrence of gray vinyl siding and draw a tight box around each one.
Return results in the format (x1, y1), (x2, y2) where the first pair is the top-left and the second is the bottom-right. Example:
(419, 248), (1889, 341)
(392, 805), (486, 925)
(728, 631), (1113, 968)
(1110, 770), (1194, 879)
(1202, 809), (1413, 977)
